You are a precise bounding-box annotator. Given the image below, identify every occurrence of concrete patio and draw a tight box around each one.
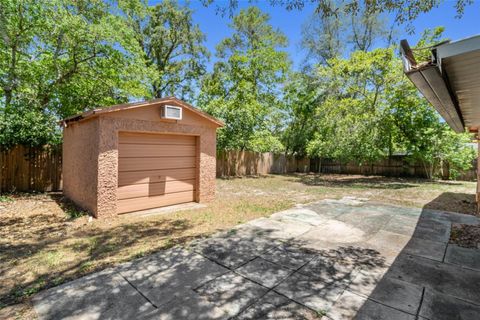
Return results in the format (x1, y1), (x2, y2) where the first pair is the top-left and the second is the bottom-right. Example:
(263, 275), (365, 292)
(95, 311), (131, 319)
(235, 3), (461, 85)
(32, 197), (480, 319)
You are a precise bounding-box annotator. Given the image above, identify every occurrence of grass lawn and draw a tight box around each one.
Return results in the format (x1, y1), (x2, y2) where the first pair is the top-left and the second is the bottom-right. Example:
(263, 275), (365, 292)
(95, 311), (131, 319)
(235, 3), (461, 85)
(0, 173), (476, 318)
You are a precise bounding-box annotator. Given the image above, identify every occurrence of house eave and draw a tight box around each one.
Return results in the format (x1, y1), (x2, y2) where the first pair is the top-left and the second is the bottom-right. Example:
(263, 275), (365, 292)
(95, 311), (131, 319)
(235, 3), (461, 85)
(405, 65), (465, 133)
(401, 40), (465, 133)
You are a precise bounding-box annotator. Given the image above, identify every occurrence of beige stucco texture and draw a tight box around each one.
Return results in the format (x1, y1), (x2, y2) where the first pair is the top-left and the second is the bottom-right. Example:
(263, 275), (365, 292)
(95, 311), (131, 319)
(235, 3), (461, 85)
(62, 97), (222, 218)
(63, 118), (100, 214)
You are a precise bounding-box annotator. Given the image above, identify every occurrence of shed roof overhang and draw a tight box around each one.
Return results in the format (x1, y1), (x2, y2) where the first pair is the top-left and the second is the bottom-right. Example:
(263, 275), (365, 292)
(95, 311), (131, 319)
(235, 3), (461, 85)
(61, 96), (224, 127)
(401, 35), (480, 133)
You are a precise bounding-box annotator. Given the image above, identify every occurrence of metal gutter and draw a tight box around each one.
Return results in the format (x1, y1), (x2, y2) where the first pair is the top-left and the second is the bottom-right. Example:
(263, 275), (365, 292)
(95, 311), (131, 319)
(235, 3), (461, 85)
(400, 40), (465, 133)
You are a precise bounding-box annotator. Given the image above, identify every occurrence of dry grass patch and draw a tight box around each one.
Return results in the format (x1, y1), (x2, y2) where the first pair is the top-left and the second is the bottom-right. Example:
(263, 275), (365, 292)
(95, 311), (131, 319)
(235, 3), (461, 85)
(0, 174), (476, 318)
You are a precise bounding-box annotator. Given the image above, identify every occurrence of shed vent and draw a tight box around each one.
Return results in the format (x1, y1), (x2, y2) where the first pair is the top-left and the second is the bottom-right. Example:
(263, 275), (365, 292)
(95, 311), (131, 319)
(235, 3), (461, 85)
(161, 105), (182, 120)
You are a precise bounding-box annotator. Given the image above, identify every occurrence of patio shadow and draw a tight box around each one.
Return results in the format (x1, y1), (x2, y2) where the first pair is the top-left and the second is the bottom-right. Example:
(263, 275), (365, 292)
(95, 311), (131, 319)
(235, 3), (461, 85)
(346, 192), (480, 320)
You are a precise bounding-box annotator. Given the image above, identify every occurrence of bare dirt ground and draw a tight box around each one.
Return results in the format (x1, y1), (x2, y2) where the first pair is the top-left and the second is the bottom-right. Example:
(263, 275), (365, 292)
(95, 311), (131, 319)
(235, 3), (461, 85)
(450, 224), (480, 248)
(0, 174), (476, 319)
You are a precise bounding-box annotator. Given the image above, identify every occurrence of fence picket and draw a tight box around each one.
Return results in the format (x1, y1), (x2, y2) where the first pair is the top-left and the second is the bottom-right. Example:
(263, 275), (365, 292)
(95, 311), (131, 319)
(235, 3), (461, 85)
(0, 145), (62, 192)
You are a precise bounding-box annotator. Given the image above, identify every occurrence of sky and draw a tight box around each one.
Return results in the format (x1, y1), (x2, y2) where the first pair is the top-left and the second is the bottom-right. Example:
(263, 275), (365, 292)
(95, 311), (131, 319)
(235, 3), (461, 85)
(152, 0), (480, 70)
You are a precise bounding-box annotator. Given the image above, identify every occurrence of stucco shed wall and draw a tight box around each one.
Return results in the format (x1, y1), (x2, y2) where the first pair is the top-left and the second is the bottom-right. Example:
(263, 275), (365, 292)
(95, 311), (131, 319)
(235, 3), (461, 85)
(63, 100), (219, 217)
(105, 102), (218, 128)
(62, 118), (99, 214)
(95, 104), (217, 217)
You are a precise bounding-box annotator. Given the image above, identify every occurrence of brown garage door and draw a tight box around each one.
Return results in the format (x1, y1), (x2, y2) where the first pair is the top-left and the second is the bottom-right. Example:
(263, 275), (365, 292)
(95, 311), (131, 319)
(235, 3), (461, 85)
(117, 132), (197, 214)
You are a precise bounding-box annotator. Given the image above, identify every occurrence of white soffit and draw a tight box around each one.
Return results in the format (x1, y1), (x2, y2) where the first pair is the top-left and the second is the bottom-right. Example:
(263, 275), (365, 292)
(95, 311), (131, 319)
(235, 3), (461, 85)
(405, 66), (464, 132)
(435, 35), (480, 70)
(401, 34), (480, 133)
(440, 48), (480, 129)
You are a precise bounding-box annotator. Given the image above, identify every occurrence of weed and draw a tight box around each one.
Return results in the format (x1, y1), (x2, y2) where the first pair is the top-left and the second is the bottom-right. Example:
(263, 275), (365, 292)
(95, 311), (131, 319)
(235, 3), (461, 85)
(79, 261), (93, 273)
(0, 195), (13, 203)
(87, 237), (118, 258)
(15, 278), (46, 298)
(63, 206), (87, 219)
(33, 250), (64, 268)
(132, 251), (147, 259)
(52, 277), (64, 286)
(164, 238), (176, 249)
(227, 229), (238, 235)
(316, 309), (327, 317)
(59, 197), (88, 219)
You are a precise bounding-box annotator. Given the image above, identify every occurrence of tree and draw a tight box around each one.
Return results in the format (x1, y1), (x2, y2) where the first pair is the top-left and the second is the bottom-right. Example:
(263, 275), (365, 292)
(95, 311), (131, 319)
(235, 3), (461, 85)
(203, 0), (473, 33)
(436, 130), (476, 180)
(301, 1), (344, 65)
(0, 0), (149, 146)
(301, 0), (389, 66)
(199, 7), (290, 152)
(305, 48), (397, 163)
(287, 27), (476, 179)
(0, 104), (61, 147)
(0, 0), (209, 147)
(123, 0), (209, 100)
(282, 72), (321, 156)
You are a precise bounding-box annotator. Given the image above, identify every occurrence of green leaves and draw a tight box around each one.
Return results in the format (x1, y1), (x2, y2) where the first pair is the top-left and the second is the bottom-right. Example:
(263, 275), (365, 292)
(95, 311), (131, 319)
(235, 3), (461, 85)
(302, 48), (396, 163)
(0, 104), (61, 147)
(0, 0), (210, 147)
(286, 27), (475, 179)
(139, 0), (209, 99)
(200, 6), (290, 152)
(0, 0), (151, 146)
(1, 0), (475, 175)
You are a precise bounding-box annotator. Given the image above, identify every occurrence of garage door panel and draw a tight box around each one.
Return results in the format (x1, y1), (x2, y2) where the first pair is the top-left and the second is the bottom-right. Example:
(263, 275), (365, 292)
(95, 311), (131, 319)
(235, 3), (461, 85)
(118, 156), (196, 172)
(119, 144), (196, 158)
(117, 191), (195, 214)
(119, 132), (196, 145)
(117, 179), (195, 200)
(118, 168), (196, 186)
(117, 132), (197, 214)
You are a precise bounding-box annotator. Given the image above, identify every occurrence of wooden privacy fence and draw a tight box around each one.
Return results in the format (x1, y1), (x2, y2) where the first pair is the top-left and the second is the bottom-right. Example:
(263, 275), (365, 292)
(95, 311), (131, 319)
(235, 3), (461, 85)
(217, 150), (477, 180)
(310, 157), (428, 178)
(0, 145), (62, 192)
(310, 157), (477, 181)
(0, 147), (476, 193)
(216, 150), (310, 176)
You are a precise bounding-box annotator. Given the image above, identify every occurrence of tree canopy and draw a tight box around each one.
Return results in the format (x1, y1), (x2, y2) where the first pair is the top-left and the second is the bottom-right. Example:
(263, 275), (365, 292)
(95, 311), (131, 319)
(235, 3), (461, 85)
(199, 7), (289, 151)
(0, 0), (208, 146)
(203, 0), (473, 32)
(0, 1), (476, 179)
(287, 26), (475, 178)
(124, 0), (209, 100)
(0, 0), (147, 146)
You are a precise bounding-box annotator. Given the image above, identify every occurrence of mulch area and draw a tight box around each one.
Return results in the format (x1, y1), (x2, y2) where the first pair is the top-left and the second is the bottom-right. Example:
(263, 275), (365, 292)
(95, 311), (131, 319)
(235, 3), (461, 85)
(450, 223), (480, 248)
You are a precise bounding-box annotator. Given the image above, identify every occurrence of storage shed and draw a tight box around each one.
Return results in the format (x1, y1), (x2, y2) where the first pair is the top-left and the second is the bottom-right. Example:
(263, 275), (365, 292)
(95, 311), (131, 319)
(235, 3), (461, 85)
(61, 97), (223, 217)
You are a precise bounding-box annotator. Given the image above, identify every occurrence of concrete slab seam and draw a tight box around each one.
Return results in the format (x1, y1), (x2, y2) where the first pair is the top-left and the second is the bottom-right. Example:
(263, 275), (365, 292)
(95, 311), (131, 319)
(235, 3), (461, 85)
(441, 223), (452, 263)
(443, 260), (480, 275)
(116, 271), (159, 309)
(344, 289), (420, 318)
(415, 287), (426, 318)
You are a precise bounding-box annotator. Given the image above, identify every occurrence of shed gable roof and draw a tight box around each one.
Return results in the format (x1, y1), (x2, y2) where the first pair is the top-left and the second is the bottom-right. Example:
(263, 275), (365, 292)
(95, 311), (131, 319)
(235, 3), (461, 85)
(62, 97), (224, 127)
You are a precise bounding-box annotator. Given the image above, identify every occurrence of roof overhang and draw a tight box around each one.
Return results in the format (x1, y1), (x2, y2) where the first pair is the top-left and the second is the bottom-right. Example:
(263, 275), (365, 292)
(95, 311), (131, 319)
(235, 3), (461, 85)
(401, 35), (480, 133)
(61, 96), (224, 127)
